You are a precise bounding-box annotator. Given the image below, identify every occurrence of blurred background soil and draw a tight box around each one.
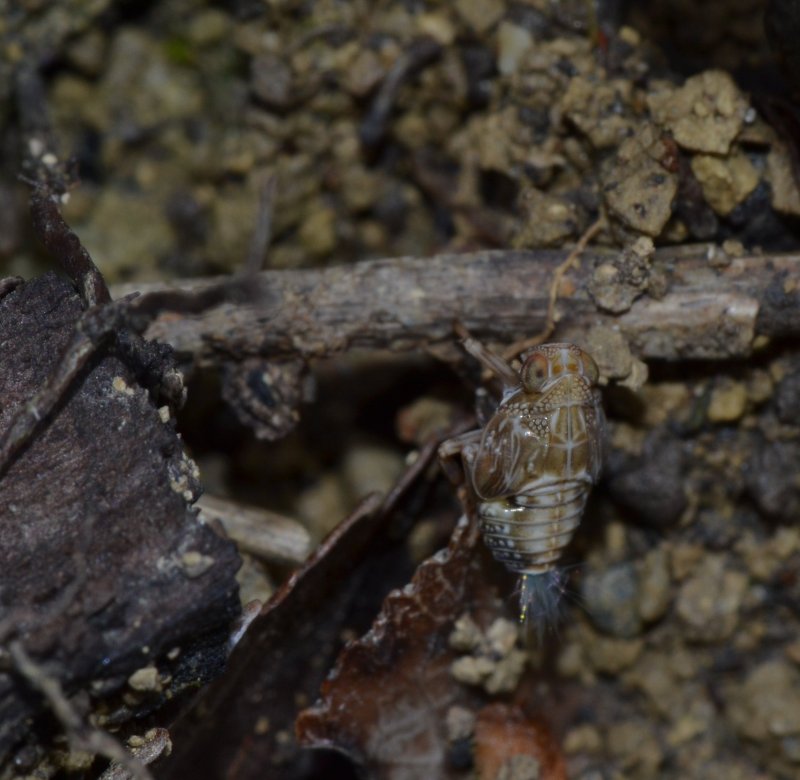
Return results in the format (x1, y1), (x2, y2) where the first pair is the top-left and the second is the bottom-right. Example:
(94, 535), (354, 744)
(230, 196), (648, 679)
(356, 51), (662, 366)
(2, 1), (800, 778)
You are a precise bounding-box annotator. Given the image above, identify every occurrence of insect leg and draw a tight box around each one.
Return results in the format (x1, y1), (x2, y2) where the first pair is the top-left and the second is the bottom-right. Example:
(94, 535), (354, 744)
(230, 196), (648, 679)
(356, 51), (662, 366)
(460, 335), (520, 389)
(438, 429), (482, 486)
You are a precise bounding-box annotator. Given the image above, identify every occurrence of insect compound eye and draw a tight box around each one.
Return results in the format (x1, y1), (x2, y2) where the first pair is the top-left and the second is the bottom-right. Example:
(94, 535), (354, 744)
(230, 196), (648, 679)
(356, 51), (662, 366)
(521, 352), (550, 392)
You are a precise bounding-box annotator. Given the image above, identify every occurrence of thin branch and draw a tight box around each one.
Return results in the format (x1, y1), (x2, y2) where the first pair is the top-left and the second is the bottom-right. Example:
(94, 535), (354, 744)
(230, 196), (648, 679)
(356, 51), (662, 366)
(502, 218), (604, 358)
(114, 246), (800, 368)
(359, 37), (442, 148)
(196, 494), (311, 566)
(16, 64), (109, 306)
(244, 174), (277, 276)
(99, 730), (171, 780)
(8, 642), (155, 780)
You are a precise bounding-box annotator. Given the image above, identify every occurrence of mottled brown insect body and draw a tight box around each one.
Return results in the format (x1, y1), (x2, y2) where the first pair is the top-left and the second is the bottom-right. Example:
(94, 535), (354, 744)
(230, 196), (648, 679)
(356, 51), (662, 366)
(441, 341), (604, 629)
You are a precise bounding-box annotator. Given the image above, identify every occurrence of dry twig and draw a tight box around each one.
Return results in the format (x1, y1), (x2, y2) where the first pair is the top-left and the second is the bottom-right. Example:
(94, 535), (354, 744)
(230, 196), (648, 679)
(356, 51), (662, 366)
(8, 642), (154, 780)
(196, 494), (311, 565)
(244, 174), (277, 275)
(115, 245), (800, 369)
(502, 218), (604, 358)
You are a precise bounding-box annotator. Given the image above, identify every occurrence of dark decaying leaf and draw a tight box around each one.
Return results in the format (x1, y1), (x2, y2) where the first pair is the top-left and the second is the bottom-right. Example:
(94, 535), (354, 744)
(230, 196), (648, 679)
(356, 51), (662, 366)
(158, 492), (404, 780)
(157, 434), (461, 780)
(0, 272), (241, 763)
(295, 516), (483, 779)
(296, 514), (564, 780)
(474, 704), (566, 780)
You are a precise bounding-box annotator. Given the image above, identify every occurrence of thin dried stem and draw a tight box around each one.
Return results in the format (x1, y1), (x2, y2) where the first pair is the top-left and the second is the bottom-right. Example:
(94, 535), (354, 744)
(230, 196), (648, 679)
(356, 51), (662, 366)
(196, 494), (311, 565)
(115, 241), (797, 370)
(244, 174), (277, 275)
(502, 218), (604, 359)
(9, 642), (155, 780)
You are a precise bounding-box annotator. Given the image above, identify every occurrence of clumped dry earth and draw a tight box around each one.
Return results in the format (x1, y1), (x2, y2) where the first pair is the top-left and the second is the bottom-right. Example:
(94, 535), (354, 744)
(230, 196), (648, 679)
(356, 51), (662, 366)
(2, 1), (800, 779)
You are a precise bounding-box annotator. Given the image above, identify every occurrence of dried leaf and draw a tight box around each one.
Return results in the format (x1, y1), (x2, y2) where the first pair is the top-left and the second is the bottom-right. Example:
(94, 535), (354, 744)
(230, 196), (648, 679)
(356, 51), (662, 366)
(159, 494), (399, 779)
(160, 440), (451, 780)
(474, 704), (566, 780)
(297, 516), (513, 779)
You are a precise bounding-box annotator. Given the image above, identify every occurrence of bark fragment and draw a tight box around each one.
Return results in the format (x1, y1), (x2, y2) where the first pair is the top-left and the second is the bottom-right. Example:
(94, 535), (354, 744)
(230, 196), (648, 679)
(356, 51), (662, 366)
(0, 272), (241, 765)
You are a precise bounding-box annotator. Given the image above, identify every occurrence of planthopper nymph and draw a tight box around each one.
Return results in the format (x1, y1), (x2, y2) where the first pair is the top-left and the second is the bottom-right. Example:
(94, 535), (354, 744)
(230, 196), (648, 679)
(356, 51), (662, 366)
(440, 334), (605, 636)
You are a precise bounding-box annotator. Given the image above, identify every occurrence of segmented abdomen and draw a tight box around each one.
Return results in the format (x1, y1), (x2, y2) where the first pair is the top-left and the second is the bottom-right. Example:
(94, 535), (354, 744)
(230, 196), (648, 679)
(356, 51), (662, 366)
(477, 478), (591, 574)
(476, 393), (599, 576)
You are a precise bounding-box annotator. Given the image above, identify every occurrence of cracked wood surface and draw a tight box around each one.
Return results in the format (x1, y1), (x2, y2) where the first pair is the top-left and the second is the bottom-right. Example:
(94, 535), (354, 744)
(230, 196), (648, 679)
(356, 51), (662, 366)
(0, 273), (241, 764)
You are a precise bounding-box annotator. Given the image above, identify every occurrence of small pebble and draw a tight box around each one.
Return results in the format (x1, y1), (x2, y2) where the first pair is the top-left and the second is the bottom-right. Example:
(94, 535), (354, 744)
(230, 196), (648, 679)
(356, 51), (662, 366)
(449, 614), (483, 652)
(637, 548), (672, 622)
(486, 618), (519, 656)
(607, 720), (664, 773)
(746, 440), (800, 521)
(342, 444), (405, 499)
(581, 562), (643, 638)
(451, 655), (495, 686)
(128, 666), (161, 692)
(497, 22), (533, 75)
(647, 70), (748, 154)
(454, 0), (504, 33)
(708, 379), (747, 422)
(496, 754), (540, 780)
(670, 543), (705, 581)
(564, 724), (603, 754)
(589, 635), (644, 674)
(675, 554), (747, 641)
(607, 434), (687, 528)
(728, 660), (800, 743)
(484, 649), (527, 695)
(180, 551), (215, 578)
(446, 706), (476, 741)
(774, 366), (800, 423)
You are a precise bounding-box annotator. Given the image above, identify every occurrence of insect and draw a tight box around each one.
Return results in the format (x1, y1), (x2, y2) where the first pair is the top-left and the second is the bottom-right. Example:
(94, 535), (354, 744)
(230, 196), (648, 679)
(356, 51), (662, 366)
(440, 334), (605, 634)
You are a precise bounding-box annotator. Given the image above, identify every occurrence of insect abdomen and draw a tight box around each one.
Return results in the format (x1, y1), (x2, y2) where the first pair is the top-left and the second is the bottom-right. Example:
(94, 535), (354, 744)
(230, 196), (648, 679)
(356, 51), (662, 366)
(476, 478), (591, 575)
